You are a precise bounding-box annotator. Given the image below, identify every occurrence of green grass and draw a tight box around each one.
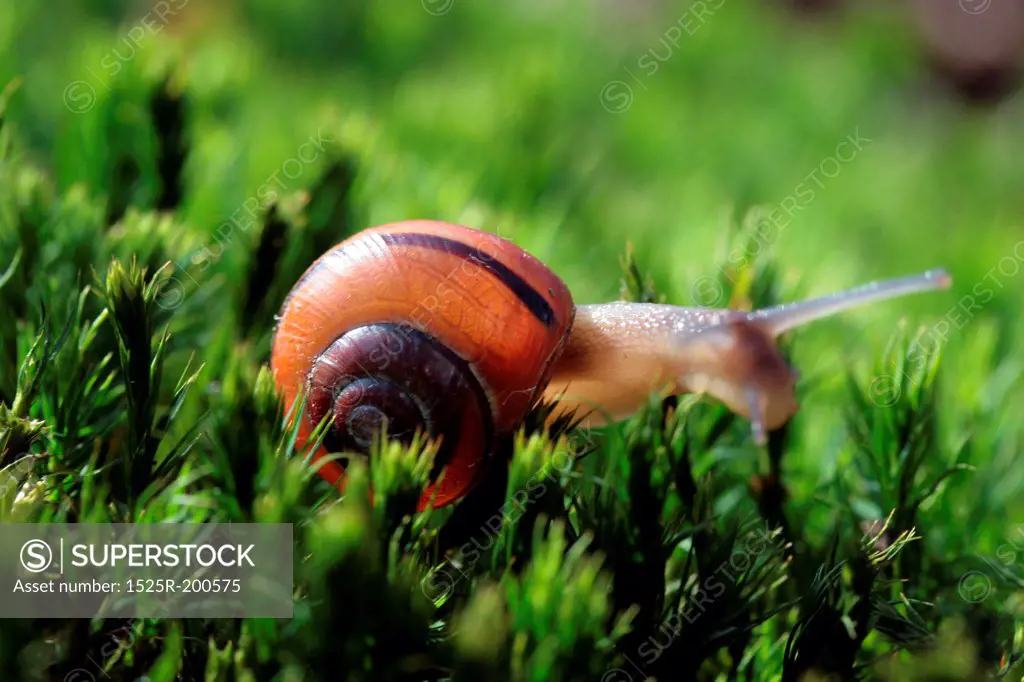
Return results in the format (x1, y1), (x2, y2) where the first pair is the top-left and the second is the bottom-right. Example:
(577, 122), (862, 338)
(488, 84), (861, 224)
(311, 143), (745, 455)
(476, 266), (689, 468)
(0, 0), (1022, 680)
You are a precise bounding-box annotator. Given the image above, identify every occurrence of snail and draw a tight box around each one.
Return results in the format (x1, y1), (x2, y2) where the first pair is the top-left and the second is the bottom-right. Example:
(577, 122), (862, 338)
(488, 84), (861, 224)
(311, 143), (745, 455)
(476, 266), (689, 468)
(270, 220), (951, 509)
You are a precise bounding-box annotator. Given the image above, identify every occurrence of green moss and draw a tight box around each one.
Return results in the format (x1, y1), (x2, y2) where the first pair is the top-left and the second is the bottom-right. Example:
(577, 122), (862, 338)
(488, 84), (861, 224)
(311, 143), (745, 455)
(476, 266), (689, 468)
(0, 2), (1021, 680)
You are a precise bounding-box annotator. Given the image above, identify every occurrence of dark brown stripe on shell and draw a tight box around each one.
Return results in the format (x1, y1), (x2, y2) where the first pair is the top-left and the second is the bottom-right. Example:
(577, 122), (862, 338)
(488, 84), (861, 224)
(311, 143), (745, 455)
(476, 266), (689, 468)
(379, 232), (556, 327)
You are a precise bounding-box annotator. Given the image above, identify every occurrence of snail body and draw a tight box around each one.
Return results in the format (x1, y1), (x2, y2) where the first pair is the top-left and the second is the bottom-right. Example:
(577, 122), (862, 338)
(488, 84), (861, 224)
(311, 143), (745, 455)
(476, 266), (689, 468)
(271, 220), (951, 509)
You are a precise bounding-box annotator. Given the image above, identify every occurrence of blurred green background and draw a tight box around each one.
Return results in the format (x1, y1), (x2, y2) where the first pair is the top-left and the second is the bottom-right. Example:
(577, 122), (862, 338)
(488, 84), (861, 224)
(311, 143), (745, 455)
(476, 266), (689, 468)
(1, 0), (1022, 549)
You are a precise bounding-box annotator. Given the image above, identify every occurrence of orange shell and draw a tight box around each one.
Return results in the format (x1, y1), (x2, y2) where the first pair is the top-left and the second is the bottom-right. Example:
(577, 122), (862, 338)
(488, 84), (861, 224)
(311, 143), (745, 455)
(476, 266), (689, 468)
(270, 220), (575, 508)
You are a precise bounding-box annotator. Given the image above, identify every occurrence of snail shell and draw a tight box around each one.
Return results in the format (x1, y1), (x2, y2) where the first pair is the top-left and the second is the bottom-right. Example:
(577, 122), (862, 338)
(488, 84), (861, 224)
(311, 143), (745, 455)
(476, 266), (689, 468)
(270, 221), (575, 508)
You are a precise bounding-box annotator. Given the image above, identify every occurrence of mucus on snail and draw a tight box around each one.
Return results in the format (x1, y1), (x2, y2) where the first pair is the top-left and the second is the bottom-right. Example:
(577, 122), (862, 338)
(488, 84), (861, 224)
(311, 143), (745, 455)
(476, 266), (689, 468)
(270, 220), (952, 509)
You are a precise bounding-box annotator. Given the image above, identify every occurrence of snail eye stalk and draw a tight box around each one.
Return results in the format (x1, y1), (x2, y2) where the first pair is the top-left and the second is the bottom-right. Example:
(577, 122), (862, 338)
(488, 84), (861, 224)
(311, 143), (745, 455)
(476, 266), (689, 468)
(747, 269), (952, 337)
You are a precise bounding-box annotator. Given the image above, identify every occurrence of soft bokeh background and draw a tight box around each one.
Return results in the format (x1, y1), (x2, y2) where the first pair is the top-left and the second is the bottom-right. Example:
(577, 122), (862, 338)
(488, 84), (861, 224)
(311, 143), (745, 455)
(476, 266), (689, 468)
(2, 0), (1022, 553)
